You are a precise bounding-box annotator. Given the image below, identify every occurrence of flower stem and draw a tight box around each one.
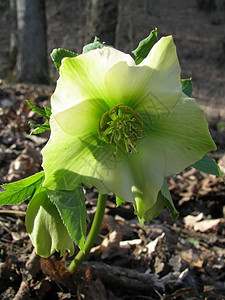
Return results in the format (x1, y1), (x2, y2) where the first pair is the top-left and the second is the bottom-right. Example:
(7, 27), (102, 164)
(67, 193), (107, 273)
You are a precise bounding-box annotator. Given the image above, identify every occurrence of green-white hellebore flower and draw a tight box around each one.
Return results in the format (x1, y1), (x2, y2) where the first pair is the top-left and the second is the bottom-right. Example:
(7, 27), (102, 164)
(26, 191), (74, 257)
(42, 36), (216, 222)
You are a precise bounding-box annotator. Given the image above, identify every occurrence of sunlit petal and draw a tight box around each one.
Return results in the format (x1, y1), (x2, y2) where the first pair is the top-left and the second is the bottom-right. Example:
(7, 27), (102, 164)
(51, 47), (134, 115)
(104, 36), (181, 115)
(145, 94), (216, 175)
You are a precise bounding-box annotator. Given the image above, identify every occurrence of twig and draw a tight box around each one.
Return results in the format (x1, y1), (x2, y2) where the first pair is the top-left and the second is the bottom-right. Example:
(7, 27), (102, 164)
(0, 209), (26, 216)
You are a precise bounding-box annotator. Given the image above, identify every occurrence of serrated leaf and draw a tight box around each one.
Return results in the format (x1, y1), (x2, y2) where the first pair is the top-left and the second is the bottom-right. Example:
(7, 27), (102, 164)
(0, 172), (44, 205)
(29, 120), (50, 135)
(47, 186), (89, 252)
(192, 154), (223, 178)
(44, 106), (52, 118)
(132, 28), (158, 65)
(51, 48), (77, 71)
(26, 100), (51, 120)
(83, 37), (104, 54)
(26, 101), (51, 135)
(181, 78), (193, 97)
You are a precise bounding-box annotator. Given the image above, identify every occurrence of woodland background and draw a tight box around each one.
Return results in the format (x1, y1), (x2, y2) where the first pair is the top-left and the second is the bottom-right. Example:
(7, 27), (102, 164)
(0, 1), (225, 299)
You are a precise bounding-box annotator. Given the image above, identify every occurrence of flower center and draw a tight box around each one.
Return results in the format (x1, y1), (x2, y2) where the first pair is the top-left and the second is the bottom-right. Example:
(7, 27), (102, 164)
(98, 104), (143, 154)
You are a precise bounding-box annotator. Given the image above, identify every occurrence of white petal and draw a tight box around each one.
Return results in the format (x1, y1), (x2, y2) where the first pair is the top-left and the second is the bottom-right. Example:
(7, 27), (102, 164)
(146, 94), (216, 175)
(51, 47), (134, 115)
(104, 36), (181, 115)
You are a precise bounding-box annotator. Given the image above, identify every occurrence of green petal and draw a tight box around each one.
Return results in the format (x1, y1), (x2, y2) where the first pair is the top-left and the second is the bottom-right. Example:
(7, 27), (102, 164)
(139, 191), (165, 226)
(104, 36), (181, 115)
(146, 94), (217, 176)
(94, 138), (167, 215)
(53, 98), (109, 136)
(42, 119), (166, 221)
(128, 138), (167, 219)
(42, 117), (112, 193)
(25, 191), (74, 258)
(139, 179), (179, 225)
(51, 47), (134, 115)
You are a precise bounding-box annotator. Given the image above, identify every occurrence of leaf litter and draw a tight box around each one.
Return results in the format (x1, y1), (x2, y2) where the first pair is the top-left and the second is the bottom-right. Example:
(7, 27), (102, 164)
(0, 80), (225, 300)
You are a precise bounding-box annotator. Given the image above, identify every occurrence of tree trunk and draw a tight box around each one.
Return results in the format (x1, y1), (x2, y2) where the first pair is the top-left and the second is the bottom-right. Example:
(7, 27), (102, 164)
(85, 0), (119, 46)
(16, 0), (49, 84)
(9, 0), (18, 73)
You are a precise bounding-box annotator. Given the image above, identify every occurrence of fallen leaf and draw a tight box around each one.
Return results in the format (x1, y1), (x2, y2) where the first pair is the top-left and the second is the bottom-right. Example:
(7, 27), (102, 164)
(194, 219), (221, 232)
(146, 232), (165, 255)
(184, 213), (204, 228)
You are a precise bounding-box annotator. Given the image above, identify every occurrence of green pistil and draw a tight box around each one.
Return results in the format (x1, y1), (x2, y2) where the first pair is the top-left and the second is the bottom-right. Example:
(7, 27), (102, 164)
(98, 104), (143, 154)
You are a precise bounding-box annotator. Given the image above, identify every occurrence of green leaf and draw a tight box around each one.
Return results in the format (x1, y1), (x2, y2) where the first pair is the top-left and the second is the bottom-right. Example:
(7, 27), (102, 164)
(188, 237), (199, 246)
(83, 37), (104, 54)
(132, 28), (158, 64)
(47, 186), (89, 252)
(0, 172), (45, 205)
(181, 78), (193, 97)
(116, 196), (124, 207)
(26, 191), (74, 257)
(26, 100), (51, 120)
(29, 120), (51, 135)
(51, 48), (77, 71)
(26, 100), (51, 135)
(192, 154), (223, 178)
(44, 106), (52, 119)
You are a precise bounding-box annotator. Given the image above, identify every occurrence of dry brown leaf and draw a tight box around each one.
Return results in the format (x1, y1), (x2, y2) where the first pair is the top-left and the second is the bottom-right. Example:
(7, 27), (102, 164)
(146, 233), (165, 255)
(194, 218), (221, 232)
(101, 229), (123, 259)
(184, 213), (204, 228)
(40, 257), (76, 293)
(180, 249), (204, 268)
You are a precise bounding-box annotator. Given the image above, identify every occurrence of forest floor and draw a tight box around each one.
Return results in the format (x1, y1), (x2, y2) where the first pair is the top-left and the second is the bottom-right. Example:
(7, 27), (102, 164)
(0, 0), (225, 299)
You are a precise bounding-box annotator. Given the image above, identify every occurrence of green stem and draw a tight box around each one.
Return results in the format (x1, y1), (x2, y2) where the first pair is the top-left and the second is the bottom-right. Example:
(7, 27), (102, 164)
(67, 193), (107, 273)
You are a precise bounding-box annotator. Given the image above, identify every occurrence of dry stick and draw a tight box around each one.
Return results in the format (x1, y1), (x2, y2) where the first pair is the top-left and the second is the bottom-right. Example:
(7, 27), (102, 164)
(78, 261), (165, 294)
(0, 210), (26, 216)
(13, 281), (30, 300)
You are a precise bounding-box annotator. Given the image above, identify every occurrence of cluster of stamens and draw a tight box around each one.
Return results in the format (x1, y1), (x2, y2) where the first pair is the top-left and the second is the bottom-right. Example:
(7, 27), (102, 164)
(98, 104), (143, 155)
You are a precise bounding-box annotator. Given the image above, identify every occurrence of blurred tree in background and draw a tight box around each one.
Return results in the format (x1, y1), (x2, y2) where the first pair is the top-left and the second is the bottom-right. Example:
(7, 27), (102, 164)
(9, 0), (17, 73)
(10, 0), (49, 84)
(85, 0), (119, 46)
